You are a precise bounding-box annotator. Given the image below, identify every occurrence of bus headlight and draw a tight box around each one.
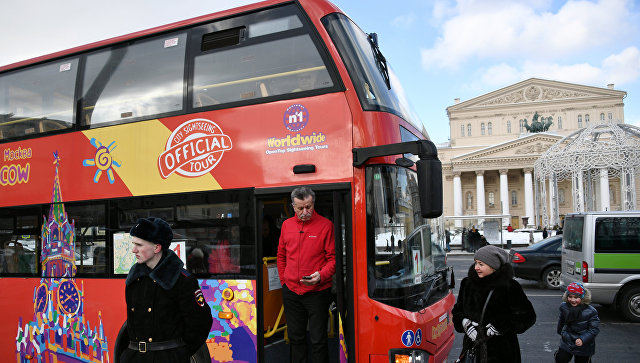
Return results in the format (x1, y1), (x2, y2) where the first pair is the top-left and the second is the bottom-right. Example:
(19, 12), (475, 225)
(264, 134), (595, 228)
(389, 348), (430, 363)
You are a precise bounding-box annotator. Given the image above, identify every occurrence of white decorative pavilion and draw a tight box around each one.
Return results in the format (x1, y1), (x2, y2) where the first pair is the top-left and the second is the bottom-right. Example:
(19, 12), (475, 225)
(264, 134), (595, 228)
(534, 121), (640, 227)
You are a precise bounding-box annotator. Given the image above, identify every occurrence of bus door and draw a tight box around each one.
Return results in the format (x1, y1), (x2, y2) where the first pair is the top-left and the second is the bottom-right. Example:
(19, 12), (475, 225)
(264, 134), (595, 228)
(257, 186), (352, 363)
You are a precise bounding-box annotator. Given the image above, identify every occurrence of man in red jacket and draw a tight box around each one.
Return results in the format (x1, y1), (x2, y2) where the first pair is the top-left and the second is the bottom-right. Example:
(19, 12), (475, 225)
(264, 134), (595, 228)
(277, 187), (335, 363)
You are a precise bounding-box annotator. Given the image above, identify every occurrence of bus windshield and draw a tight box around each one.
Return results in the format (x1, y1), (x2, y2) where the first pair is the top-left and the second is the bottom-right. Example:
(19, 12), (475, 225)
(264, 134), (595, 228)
(366, 165), (448, 311)
(323, 13), (420, 131)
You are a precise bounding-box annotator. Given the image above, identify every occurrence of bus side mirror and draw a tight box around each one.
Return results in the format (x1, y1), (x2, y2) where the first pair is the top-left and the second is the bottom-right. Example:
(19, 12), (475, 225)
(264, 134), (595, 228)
(416, 158), (443, 218)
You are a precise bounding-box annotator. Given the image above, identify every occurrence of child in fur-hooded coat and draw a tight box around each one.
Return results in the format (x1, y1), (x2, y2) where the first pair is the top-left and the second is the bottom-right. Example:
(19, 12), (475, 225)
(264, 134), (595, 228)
(453, 245), (536, 363)
(555, 282), (599, 362)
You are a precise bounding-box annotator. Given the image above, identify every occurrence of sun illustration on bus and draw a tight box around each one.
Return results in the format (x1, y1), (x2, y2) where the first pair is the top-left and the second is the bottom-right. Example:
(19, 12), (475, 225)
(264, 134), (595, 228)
(82, 138), (121, 184)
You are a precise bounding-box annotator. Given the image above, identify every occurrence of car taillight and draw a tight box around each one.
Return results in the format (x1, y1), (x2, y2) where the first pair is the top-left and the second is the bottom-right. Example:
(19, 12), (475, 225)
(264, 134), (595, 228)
(512, 252), (525, 263)
(582, 261), (588, 282)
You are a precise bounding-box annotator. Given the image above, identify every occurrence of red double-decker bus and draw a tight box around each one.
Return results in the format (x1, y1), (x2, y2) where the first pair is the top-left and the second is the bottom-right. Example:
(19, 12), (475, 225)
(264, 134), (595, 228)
(0, 1), (455, 362)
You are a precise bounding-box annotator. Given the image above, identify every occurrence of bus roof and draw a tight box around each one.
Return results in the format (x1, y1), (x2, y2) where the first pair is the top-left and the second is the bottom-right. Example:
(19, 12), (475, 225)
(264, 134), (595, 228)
(0, 0), (343, 73)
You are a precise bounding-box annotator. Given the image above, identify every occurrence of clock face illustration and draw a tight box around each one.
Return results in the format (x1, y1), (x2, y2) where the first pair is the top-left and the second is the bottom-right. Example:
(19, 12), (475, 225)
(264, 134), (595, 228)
(35, 283), (49, 313)
(57, 279), (80, 315)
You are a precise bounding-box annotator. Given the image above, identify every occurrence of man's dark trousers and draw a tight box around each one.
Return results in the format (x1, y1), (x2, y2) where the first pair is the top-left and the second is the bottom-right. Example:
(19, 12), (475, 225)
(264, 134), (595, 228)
(282, 284), (331, 363)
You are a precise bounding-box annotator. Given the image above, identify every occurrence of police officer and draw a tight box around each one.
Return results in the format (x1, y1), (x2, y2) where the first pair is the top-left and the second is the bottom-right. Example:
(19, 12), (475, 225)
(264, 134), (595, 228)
(121, 217), (213, 363)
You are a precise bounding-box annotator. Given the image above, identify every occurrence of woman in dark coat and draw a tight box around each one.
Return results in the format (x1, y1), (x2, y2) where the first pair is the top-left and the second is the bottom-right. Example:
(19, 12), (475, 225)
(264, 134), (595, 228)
(453, 245), (536, 362)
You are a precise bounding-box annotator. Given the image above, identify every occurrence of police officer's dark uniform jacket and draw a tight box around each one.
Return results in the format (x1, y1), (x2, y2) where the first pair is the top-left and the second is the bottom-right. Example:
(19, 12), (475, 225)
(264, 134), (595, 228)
(121, 217), (212, 363)
(121, 248), (212, 362)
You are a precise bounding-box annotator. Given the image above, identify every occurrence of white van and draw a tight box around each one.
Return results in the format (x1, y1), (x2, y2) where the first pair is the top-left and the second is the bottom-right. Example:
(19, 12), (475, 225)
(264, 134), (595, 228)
(560, 211), (640, 322)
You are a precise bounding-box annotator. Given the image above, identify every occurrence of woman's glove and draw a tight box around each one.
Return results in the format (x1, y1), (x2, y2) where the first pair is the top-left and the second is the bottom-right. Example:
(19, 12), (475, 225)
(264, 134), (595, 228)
(462, 318), (479, 341)
(485, 323), (501, 336)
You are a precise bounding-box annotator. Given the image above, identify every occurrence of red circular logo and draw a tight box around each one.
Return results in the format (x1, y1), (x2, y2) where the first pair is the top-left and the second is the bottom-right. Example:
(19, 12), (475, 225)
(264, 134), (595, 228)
(158, 119), (232, 178)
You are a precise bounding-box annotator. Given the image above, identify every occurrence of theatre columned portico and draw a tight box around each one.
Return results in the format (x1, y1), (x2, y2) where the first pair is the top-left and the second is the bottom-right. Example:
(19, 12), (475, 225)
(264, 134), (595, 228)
(438, 78), (631, 228)
(444, 134), (561, 228)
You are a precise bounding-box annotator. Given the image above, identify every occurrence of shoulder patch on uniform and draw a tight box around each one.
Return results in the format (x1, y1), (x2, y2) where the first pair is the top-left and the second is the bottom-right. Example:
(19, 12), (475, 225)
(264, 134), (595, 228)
(195, 289), (206, 307)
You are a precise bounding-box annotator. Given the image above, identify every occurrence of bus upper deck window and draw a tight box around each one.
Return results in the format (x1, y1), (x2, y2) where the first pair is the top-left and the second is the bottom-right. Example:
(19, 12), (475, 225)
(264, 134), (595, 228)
(323, 13), (419, 128)
(0, 60), (77, 140)
(81, 33), (187, 127)
(202, 27), (245, 52)
(248, 15), (302, 37)
(192, 5), (335, 109)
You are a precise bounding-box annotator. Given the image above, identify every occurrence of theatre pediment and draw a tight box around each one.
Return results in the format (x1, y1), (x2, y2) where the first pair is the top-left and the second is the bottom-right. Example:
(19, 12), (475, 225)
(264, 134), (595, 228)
(451, 134), (562, 164)
(448, 78), (626, 111)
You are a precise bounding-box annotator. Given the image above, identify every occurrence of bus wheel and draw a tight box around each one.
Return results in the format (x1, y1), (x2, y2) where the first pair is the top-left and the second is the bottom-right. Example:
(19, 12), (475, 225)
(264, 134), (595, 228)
(619, 285), (640, 323)
(190, 343), (211, 363)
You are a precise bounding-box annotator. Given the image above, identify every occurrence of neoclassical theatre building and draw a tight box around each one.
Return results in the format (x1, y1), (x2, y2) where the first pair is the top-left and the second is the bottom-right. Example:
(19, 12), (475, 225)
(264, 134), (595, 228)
(437, 78), (632, 228)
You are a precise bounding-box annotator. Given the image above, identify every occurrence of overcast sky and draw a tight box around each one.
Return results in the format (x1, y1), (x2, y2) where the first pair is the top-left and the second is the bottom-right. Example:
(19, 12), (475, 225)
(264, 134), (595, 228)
(2, 0), (639, 144)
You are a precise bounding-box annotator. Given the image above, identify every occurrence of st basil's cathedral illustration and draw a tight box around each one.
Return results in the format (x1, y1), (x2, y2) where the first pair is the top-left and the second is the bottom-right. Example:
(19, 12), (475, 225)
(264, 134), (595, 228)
(15, 152), (110, 362)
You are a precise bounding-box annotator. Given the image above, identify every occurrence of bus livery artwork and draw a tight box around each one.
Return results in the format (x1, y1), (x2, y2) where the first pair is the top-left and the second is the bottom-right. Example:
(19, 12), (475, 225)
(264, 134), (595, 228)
(158, 118), (232, 179)
(265, 103), (329, 155)
(199, 280), (258, 362)
(0, 0), (454, 361)
(16, 152), (110, 362)
(1, 146), (31, 186)
(82, 138), (121, 184)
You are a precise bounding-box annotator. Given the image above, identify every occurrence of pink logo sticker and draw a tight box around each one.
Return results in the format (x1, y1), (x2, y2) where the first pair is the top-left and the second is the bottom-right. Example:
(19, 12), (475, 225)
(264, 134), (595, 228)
(283, 104), (309, 132)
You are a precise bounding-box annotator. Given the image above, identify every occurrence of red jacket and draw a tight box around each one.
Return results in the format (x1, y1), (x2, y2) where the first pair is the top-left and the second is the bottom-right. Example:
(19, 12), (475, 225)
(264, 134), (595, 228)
(277, 211), (335, 295)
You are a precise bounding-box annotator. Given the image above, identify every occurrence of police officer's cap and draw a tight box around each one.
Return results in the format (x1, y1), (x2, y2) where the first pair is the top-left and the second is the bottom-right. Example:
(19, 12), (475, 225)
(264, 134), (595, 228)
(130, 217), (173, 250)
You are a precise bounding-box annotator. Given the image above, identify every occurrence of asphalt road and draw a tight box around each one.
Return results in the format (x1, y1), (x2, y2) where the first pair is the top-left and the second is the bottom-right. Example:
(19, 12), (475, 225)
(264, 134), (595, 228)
(446, 254), (640, 362)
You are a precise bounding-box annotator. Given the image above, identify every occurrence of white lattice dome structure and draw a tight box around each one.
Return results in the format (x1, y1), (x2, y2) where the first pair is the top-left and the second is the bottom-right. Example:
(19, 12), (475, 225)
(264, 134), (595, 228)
(534, 121), (640, 227)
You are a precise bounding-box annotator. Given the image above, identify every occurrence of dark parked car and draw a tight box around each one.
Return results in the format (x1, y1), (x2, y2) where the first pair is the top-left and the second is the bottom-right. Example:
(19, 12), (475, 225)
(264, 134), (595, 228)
(509, 235), (562, 289)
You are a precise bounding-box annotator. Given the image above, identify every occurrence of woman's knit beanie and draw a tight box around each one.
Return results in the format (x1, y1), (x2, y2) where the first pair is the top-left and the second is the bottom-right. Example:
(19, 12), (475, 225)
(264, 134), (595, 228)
(474, 245), (509, 270)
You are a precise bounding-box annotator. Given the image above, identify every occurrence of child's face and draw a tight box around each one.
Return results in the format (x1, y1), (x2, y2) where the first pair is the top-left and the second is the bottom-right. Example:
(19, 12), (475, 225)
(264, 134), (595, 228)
(567, 294), (582, 306)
